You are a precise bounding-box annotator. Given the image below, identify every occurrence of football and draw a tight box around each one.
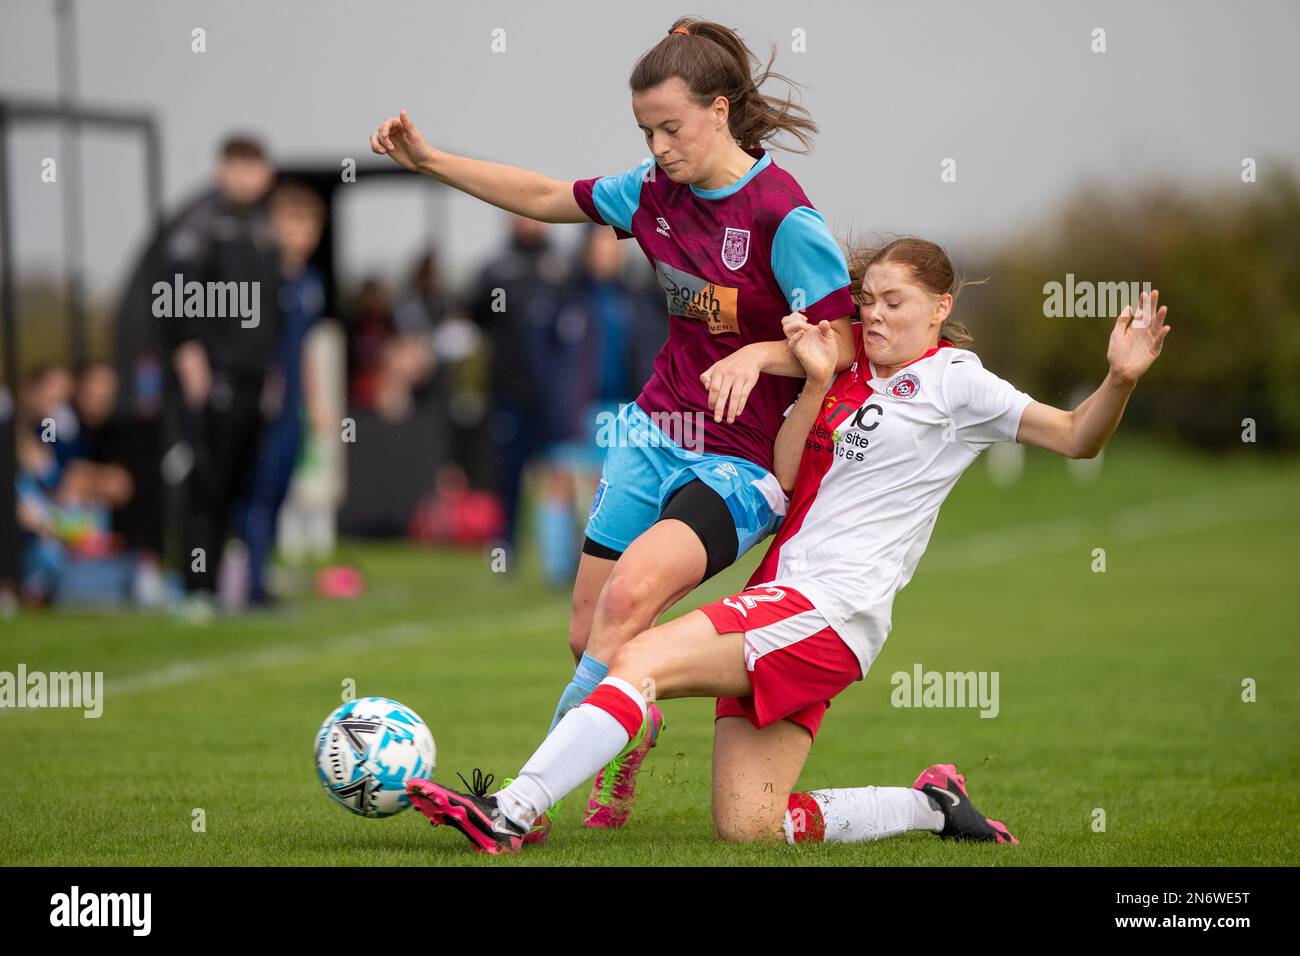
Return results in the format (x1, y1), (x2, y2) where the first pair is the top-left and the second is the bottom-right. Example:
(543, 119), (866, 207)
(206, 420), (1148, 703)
(314, 697), (437, 817)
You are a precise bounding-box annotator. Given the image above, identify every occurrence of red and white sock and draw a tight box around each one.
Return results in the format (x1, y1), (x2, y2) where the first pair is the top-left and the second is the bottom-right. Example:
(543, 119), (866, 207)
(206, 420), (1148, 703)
(784, 787), (944, 844)
(495, 676), (646, 828)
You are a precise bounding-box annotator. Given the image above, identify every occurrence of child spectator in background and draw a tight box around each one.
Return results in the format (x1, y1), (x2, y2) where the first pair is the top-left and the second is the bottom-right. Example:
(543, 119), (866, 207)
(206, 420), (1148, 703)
(238, 180), (328, 607)
(72, 360), (163, 564)
(16, 368), (135, 606)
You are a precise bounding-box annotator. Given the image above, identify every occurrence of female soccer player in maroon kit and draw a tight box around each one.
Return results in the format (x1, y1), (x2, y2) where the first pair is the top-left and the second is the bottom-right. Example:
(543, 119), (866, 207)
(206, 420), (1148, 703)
(371, 18), (856, 838)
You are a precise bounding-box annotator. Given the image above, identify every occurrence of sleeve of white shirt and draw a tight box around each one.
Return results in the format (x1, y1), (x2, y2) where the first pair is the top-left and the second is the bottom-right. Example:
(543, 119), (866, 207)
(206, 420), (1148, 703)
(941, 352), (1034, 450)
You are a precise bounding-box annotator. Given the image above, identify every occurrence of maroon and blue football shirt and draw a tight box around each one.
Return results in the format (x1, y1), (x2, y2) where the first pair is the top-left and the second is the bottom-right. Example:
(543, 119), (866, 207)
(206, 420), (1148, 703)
(573, 147), (854, 473)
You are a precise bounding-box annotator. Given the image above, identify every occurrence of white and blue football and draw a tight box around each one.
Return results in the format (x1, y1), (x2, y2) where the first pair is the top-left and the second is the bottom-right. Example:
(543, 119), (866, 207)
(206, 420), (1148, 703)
(314, 697), (437, 817)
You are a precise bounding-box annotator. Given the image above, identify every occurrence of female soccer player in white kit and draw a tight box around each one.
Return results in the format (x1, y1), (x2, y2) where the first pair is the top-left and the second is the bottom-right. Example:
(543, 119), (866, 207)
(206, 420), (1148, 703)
(407, 237), (1171, 854)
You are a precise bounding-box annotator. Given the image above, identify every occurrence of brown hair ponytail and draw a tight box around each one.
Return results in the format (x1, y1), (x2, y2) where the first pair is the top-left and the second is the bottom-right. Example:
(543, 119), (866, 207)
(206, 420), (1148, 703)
(629, 17), (818, 153)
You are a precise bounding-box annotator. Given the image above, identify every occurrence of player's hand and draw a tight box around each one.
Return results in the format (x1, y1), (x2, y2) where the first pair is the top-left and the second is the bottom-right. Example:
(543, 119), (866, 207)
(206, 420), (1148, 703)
(785, 316), (838, 387)
(780, 312), (814, 339)
(1107, 289), (1170, 384)
(700, 344), (765, 424)
(370, 110), (435, 173)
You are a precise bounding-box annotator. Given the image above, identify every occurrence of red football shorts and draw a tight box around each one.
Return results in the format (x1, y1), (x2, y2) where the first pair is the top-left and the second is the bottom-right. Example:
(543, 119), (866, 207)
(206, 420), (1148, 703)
(698, 584), (861, 740)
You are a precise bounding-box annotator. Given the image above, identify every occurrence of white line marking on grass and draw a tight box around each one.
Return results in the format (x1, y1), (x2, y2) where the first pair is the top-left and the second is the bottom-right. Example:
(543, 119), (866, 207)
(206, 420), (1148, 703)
(104, 608), (564, 699)
(923, 487), (1284, 573)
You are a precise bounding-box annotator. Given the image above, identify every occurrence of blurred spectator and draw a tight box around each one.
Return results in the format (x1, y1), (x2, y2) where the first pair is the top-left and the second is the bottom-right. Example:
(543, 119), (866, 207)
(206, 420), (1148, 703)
(29, 365), (79, 469)
(373, 334), (435, 422)
(19, 365), (131, 507)
(70, 360), (171, 604)
(557, 224), (671, 485)
(16, 427), (78, 605)
(70, 360), (160, 555)
(160, 134), (283, 615)
(468, 215), (585, 584)
(393, 249), (448, 335)
(396, 249), (492, 492)
(347, 277), (396, 408)
(339, 250), (501, 544)
(276, 318), (347, 567)
(72, 362), (119, 450)
(15, 367), (136, 606)
(70, 361), (141, 531)
(237, 180), (329, 607)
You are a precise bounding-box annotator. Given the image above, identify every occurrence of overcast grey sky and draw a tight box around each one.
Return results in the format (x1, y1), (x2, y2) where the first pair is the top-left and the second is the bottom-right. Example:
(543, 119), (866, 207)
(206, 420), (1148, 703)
(2, 0), (1297, 300)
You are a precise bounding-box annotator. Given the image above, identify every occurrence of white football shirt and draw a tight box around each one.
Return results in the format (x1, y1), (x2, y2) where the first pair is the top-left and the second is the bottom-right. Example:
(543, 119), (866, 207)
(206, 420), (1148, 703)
(746, 333), (1034, 677)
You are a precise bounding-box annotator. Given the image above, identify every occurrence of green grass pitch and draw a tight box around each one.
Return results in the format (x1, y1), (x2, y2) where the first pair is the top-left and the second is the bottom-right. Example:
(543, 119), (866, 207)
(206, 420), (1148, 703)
(3, 438), (1298, 866)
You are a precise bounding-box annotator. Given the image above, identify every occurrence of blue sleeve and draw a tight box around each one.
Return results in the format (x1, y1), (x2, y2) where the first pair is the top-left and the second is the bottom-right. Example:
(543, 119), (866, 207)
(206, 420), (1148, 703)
(771, 206), (852, 315)
(586, 158), (653, 234)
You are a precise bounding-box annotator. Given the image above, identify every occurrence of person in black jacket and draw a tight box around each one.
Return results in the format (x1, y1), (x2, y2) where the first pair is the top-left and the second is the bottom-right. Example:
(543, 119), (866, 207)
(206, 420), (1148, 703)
(160, 135), (282, 609)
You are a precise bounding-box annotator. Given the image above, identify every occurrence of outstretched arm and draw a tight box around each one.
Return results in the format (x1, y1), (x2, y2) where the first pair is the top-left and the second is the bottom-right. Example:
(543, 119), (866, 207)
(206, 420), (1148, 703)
(1017, 290), (1171, 458)
(371, 111), (588, 223)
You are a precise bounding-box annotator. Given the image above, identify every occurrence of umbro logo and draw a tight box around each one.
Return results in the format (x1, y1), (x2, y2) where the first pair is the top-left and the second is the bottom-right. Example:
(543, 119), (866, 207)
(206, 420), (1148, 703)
(656, 216), (671, 236)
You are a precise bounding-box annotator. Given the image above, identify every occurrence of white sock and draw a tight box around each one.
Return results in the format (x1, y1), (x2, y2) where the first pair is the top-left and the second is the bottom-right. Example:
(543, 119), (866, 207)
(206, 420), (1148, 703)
(495, 676), (646, 828)
(785, 787), (945, 844)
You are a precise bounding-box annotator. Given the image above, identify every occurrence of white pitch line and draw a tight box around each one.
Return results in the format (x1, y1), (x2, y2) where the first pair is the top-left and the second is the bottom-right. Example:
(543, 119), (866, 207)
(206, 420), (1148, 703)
(922, 485), (1287, 573)
(103, 607), (564, 699)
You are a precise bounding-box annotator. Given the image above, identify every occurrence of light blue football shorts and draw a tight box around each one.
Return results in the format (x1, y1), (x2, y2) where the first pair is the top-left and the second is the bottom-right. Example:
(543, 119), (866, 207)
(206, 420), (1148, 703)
(583, 401), (787, 562)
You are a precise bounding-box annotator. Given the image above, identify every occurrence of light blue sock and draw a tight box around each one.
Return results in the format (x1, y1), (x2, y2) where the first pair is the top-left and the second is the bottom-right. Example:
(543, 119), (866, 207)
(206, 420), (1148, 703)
(536, 499), (577, 587)
(547, 652), (609, 733)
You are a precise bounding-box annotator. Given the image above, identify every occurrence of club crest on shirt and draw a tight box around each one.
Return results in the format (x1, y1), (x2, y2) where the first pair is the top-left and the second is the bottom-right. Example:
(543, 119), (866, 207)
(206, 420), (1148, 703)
(720, 227), (751, 271)
(887, 373), (921, 400)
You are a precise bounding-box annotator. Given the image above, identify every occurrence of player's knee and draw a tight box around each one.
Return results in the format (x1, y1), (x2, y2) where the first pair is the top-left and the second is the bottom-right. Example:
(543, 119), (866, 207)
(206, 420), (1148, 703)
(608, 632), (655, 679)
(712, 811), (774, 844)
(711, 811), (749, 843)
(599, 568), (659, 630)
(711, 784), (787, 844)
